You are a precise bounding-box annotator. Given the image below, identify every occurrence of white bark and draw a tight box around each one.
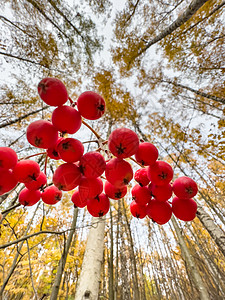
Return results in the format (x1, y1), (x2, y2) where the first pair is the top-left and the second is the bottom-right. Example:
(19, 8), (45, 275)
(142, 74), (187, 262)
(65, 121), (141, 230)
(136, 0), (209, 58)
(74, 217), (105, 300)
(197, 206), (225, 258)
(172, 216), (210, 300)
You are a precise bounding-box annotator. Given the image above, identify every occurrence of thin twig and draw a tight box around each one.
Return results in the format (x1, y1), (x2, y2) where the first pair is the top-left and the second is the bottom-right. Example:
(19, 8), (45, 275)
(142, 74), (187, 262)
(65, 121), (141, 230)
(129, 156), (143, 167)
(0, 220), (108, 250)
(26, 240), (38, 300)
(1, 203), (21, 216)
(44, 155), (48, 175)
(19, 152), (46, 161)
(40, 203), (45, 232)
(82, 120), (101, 139)
(0, 229), (76, 249)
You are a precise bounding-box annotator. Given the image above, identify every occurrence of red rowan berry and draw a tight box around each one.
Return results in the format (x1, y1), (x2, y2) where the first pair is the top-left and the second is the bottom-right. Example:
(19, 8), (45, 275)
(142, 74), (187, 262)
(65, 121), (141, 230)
(172, 176), (198, 199)
(87, 193), (110, 217)
(108, 128), (139, 159)
(38, 77), (68, 106)
(77, 91), (105, 120)
(105, 158), (133, 187)
(41, 186), (62, 205)
(146, 199), (172, 225)
(172, 196), (197, 221)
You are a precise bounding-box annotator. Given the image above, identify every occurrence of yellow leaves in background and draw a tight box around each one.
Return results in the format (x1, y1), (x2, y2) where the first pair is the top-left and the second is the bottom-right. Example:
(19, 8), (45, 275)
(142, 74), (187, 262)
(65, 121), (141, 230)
(93, 70), (139, 124)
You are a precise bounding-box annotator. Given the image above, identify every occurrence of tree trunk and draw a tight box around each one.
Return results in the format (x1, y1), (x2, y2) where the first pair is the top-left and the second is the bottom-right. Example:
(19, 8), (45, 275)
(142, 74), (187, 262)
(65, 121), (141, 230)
(197, 206), (225, 258)
(146, 220), (162, 300)
(109, 206), (114, 300)
(122, 199), (140, 300)
(163, 79), (225, 104)
(74, 217), (105, 300)
(187, 224), (225, 298)
(114, 201), (120, 300)
(171, 216), (210, 300)
(0, 106), (48, 129)
(159, 226), (187, 300)
(50, 208), (78, 300)
(134, 0), (209, 59)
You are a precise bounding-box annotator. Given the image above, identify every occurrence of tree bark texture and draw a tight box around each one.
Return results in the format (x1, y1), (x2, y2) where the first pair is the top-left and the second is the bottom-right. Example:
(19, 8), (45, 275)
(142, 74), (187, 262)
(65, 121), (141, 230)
(172, 216), (210, 300)
(136, 0), (210, 58)
(109, 206), (114, 300)
(164, 80), (225, 104)
(197, 206), (225, 258)
(74, 217), (105, 300)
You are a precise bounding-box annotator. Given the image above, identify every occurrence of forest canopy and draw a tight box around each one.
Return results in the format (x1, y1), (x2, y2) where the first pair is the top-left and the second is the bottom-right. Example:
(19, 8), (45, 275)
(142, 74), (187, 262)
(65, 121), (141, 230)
(0, 0), (225, 299)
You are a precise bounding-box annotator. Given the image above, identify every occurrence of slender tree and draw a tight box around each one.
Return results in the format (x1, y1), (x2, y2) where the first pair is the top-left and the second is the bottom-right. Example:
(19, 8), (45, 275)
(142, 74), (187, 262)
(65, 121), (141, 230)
(171, 216), (210, 300)
(74, 217), (106, 300)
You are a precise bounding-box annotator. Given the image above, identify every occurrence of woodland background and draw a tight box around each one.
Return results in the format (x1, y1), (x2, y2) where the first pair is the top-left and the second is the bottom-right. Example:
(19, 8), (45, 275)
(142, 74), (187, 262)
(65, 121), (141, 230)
(0, 0), (225, 299)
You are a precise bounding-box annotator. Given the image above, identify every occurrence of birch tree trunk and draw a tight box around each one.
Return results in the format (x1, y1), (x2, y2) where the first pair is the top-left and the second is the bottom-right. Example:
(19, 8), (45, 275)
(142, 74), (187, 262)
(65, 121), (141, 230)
(122, 199), (140, 300)
(74, 217), (105, 300)
(109, 206), (114, 300)
(162, 79), (225, 104)
(196, 206), (225, 258)
(171, 216), (210, 300)
(135, 0), (209, 59)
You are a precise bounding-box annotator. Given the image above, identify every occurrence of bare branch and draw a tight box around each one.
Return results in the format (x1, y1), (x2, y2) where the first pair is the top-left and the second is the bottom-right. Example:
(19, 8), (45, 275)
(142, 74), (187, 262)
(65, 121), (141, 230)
(0, 228), (76, 250)
(125, 0), (141, 24)
(1, 203), (21, 216)
(163, 80), (225, 105)
(0, 106), (48, 129)
(26, 0), (69, 39)
(0, 205), (39, 297)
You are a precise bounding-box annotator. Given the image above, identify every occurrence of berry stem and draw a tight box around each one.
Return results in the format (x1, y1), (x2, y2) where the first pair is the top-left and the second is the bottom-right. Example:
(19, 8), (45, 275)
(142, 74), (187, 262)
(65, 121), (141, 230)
(68, 96), (74, 105)
(82, 120), (101, 139)
(129, 157), (144, 167)
(44, 155), (48, 176)
(19, 152), (46, 161)
(82, 140), (99, 144)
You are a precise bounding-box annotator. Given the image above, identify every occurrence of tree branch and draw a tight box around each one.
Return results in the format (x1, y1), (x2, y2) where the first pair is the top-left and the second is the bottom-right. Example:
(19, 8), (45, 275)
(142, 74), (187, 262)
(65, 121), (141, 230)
(134, 0), (209, 60)
(0, 106), (48, 129)
(1, 203), (21, 216)
(171, 0), (225, 42)
(163, 80), (225, 105)
(0, 51), (64, 72)
(125, 0), (141, 24)
(0, 228), (77, 250)
(0, 205), (39, 297)
(26, 0), (69, 39)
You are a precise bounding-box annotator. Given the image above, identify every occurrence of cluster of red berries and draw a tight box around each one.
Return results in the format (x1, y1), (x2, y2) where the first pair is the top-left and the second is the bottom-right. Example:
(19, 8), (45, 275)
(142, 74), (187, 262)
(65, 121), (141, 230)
(0, 78), (198, 224)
